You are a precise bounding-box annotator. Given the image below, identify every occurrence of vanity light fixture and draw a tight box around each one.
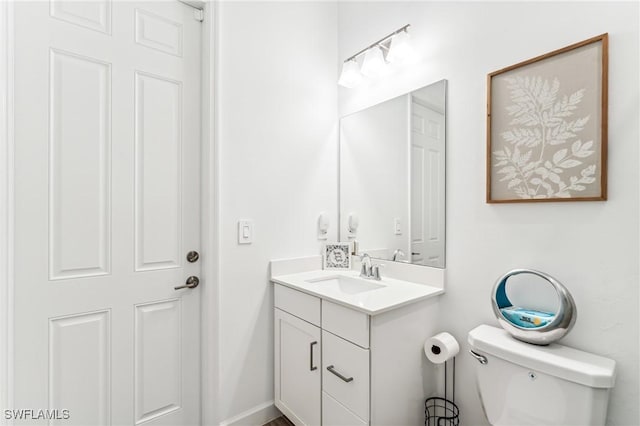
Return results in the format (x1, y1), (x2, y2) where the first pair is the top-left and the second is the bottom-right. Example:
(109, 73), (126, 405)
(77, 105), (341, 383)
(361, 46), (386, 77)
(337, 24), (411, 88)
(337, 59), (364, 88)
(386, 29), (413, 64)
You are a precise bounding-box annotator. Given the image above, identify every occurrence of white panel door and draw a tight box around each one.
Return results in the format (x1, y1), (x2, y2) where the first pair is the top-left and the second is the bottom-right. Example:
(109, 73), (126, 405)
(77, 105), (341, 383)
(12, 2), (202, 425)
(410, 100), (445, 267)
(274, 309), (321, 426)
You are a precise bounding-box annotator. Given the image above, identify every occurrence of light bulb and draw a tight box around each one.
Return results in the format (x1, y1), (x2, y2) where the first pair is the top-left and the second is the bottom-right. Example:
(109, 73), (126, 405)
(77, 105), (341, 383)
(338, 59), (363, 88)
(387, 30), (412, 64)
(361, 46), (386, 78)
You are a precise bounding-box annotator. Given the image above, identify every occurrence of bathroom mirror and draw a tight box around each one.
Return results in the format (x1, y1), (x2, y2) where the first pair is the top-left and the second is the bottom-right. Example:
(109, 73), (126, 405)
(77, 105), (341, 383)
(339, 79), (446, 267)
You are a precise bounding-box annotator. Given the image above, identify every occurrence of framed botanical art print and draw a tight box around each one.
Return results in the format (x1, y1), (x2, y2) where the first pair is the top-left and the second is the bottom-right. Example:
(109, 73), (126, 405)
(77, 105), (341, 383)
(487, 33), (608, 203)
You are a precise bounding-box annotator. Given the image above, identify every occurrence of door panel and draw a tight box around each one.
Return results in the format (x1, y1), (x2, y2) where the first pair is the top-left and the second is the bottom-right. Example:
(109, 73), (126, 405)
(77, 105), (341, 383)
(49, 310), (111, 426)
(49, 49), (112, 280)
(12, 2), (202, 424)
(410, 100), (445, 267)
(134, 9), (183, 57)
(134, 71), (183, 271)
(50, 0), (112, 34)
(134, 299), (182, 424)
(410, 142), (425, 264)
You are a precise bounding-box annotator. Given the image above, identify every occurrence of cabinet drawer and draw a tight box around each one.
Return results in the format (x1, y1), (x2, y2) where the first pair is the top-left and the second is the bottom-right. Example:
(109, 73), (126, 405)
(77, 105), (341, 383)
(322, 391), (367, 426)
(322, 331), (370, 421)
(322, 300), (369, 348)
(274, 284), (321, 326)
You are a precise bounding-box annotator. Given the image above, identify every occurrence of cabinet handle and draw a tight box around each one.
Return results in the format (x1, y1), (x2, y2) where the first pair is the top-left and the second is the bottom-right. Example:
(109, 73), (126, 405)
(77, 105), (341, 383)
(309, 341), (318, 371)
(326, 365), (354, 383)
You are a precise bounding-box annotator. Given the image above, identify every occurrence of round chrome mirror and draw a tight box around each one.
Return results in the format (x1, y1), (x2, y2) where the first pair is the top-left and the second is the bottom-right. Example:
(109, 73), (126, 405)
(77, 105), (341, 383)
(491, 269), (577, 345)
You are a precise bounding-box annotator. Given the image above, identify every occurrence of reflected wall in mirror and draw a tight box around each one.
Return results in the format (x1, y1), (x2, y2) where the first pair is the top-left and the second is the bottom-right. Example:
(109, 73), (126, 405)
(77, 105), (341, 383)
(339, 79), (446, 267)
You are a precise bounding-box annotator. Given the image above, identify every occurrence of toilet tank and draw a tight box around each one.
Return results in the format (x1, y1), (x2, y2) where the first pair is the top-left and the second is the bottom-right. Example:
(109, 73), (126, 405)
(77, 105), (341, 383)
(468, 325), (616, 426)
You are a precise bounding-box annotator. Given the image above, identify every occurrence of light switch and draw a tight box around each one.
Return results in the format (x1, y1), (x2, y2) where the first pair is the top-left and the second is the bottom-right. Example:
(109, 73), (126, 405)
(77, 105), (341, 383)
(394, 218), (402, 235)
(238, 220), (253, 244)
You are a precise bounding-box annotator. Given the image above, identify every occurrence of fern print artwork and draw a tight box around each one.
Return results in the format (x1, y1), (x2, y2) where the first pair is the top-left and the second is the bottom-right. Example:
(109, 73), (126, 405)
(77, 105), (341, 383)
(487, 35), (607, 202)
(493, 76), (595, 199)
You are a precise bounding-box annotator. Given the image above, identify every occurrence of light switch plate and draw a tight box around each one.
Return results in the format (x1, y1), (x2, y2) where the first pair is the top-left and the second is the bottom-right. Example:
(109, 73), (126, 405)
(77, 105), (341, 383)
(238, 220), (253, 244)
(394, 218), (402, 235)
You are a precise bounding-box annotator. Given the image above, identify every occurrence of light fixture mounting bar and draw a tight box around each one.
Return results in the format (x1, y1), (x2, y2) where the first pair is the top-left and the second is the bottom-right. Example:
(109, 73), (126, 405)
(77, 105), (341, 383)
(344, 24), (411, 63)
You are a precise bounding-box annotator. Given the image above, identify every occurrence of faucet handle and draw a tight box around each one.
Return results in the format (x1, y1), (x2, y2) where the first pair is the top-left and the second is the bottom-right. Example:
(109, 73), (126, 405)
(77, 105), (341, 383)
(371, 263), (384, 280)
(360, 261), (370, 278)
(359, 253), (371, 277)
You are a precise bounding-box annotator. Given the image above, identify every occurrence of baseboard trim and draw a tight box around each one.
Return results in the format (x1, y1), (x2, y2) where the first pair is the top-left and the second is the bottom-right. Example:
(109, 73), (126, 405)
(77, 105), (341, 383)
(219, 401), (281, 426)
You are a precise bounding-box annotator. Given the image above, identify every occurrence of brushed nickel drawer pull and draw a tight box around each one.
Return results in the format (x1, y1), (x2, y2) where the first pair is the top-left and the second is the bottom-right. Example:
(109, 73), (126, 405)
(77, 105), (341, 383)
(326, 365), (353, 383)
(310, 341), (318, 371)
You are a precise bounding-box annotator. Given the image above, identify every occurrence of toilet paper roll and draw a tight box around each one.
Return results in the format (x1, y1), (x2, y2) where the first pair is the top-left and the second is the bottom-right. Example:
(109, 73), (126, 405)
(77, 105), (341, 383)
(424, 332), (460, 364)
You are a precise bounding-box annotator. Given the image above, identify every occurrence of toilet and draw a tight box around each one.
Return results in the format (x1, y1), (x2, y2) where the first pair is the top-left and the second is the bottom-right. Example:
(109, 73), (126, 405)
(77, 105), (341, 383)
(468, 325), (616, 426)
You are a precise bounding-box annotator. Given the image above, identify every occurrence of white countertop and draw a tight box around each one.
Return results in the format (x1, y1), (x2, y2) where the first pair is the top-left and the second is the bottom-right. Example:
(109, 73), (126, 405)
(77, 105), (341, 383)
(271, 269), (444, 315)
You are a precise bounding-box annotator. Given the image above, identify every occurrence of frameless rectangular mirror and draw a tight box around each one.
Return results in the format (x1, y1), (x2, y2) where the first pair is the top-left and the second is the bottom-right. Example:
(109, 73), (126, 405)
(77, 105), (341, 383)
(339, 79), (446, 268)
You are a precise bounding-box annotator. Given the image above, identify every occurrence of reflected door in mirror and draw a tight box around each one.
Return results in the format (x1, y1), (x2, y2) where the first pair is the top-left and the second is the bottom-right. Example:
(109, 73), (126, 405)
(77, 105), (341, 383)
(410, 98), (445, 267)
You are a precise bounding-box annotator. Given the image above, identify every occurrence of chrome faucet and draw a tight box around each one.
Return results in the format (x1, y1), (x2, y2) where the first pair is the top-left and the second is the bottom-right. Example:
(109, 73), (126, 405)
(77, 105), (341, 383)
(360, 253), (383, 280)
(392, 249), (406, 261)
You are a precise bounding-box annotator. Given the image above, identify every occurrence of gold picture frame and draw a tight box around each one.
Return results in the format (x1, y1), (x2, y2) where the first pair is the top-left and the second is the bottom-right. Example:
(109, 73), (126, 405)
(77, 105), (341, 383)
(487, 34), (608, 203)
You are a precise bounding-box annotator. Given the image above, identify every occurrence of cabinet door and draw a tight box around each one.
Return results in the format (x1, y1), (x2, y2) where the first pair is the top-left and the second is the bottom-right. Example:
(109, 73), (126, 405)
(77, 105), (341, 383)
(275, 308), (321, 426)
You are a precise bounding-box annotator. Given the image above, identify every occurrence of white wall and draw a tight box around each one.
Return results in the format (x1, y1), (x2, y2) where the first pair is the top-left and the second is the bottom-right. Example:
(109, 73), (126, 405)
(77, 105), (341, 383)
(216, 2), (338, 422)
(338, 2), (639, 425)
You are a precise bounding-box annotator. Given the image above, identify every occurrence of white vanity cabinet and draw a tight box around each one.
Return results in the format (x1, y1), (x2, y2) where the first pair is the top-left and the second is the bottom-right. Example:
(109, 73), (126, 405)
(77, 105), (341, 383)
(274, 284), (322, 425)
(274, 309), (321, 425)
(274, 282), (439, 426)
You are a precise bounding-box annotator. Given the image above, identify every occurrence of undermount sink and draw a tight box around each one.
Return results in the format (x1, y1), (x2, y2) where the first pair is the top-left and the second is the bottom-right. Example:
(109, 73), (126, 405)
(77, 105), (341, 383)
(305, 275), (385, 295)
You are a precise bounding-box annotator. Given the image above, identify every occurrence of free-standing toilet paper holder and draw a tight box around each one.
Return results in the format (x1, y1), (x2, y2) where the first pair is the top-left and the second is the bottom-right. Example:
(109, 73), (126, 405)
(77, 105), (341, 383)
(424, 352), (460, 426)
